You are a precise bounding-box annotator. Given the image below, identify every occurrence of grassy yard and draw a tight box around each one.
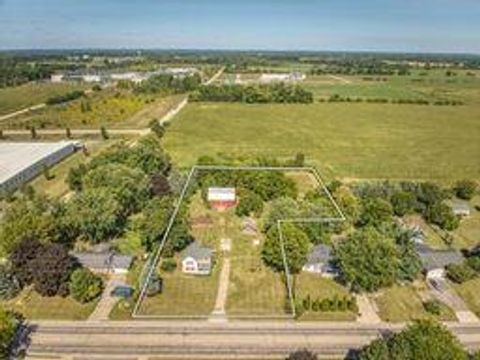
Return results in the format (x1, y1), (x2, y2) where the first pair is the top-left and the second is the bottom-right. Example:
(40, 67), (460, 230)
(294, 273), (356, 321)
(2, 287), (97, 320)
(453, 278), (480, 317)
(374, 284), (456, 322)
(0, 82), (88, 115)
(163, 102), (480, 181)
(453, 196), (480, 250)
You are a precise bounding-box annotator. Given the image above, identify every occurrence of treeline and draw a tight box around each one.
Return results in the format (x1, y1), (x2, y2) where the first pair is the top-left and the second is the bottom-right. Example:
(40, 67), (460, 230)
(134, 73), (202, 95)
(324, 94), (464, 106)
(0, 56), (54, 88)
(46, 90), (85, 105)
(190, 83), (314, 104)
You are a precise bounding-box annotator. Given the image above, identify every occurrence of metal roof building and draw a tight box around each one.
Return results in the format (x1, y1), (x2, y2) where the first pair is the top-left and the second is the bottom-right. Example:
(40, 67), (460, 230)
(0, 141), (79, 195)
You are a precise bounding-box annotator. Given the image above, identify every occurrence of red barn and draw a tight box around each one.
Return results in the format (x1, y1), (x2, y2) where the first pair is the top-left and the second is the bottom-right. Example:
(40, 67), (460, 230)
(207, 187), (236, 211)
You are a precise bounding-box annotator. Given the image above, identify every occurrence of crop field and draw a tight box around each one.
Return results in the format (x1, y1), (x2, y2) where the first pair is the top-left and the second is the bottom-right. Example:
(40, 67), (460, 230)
(0, 82), (88, 115)
(163, 100), (480, 181)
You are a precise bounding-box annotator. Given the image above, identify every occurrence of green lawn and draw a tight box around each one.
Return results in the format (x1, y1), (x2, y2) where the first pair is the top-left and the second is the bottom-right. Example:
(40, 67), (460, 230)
(0, 82), (88, 116)
(2, 287), (97, 320)
(453, 196), (480, 250)
(294, 273), (356, 321)
(375, 284), (456, 323)
(163, 102), (480, 181)
(453, 278), (480, 317)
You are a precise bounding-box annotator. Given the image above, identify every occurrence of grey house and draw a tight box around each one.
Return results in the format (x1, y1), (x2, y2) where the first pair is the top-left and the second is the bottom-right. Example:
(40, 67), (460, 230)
(71, 252), (133, 275)
(181, 242), (214, 275)
(414, 243), (464, 279)
(302, 244), (337, 277)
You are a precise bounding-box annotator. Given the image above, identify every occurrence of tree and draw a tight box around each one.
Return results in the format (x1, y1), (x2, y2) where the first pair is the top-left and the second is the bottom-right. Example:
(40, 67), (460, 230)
(149, 119), (165, 138)
(69, 268), (103, 303)
(66, 163), (88, 191)
(262, 223), (309, 274)
(454, 180), (477, 200)
(236, 191), (264, 217)
(65, 127), (72, 139)
(263, 197), (300, 231)
(391, 191), (416, 217)
(416, 182), (446, 207)
(396, 234), (422, 282)
(333, 186), (360, 221)
(9, 238), (44, 286)
(30, 126), (37, 139)
(286, 349), (318, 360)
(446, 263), (477, 284)
(163, 218), (194, 257)
(83, 163), (150, 215)
(358, 320), (468, 360)
(151, 173), (171, 196)
(64, 188), (123, 243)
(0, 306), (17, 358)
(335, 228), (399, 292)
(0, 265), (20, 301)
(31, 243), (78, 297)
(425, 202), (459, 231)
(358, 198), (393, 228)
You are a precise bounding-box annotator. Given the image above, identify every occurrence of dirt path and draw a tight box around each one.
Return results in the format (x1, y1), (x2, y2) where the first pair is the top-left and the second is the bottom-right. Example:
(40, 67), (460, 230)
(328, 74), (352, 84)
(0, 103), (46, 122)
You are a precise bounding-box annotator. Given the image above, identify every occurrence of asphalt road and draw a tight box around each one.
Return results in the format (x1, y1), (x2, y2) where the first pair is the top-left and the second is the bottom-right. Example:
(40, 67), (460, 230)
(23, 320), (480, 359)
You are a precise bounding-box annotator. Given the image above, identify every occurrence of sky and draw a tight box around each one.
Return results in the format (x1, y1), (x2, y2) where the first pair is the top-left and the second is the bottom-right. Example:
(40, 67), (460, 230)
(0, 0), (479, 53)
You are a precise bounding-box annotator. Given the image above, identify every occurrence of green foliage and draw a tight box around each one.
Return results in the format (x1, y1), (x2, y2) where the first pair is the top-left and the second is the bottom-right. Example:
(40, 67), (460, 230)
(0, 265), (20, 301)
(425, 202), (459, 231)
(396, 237), (422, 282)
(454, 180), (477, 200)
(416, 182), (447, 207)
(358, 320), (468, 360)
(423, 300), (442, 316)
(150, 173), (171, 196)
(163, 216), (194, 257)
(100, 126), (109, 140)
(149, 119), (166, 138)
(333, 186), (360, 220)
(136, 73), (201, 95)
(160, 258), (177, 272)
(335, 228), (399, 292)
(358, 198), (393, 228)
(263, 197), (300, 231)
(391, 191), (417, 216)
(299, 294), (358, 313)
(446, 263), (477, 284)
(46, 90), (84, 105)
(286, 349), (318, 360)
(0, 306), (17, 358)
(66, 163), (88, 191)
(69, 268), (104, 303)
(64, 188), (124, 243)
(235, 191), (264, 217)
(466, 256), (480, 273)
(191, 83), (314, 104)
(83, 163), (151, 215)
(262, 223), (309, 274)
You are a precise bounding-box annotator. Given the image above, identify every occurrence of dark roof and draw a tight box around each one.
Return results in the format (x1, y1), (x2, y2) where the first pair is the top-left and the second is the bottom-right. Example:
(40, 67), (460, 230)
(71, 252), (133, 271)
(183, 242), (214, 261)
(414, 244), (464, 271)
(305, 244), (332, 266)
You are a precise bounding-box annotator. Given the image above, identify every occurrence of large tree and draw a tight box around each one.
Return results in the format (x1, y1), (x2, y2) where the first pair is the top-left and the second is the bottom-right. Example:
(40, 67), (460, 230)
(335, 228), (399, 292)
(358, 198), (393, 228)
(357, 319), (468, 360)
(9, 238), (44, 286)
(262, 223), (309, 274)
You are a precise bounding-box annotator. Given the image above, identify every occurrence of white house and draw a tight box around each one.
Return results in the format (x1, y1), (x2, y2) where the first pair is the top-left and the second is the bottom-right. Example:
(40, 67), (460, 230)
(302, 244), (337, 278)
(207, 187), (236, 211)
(181, 242), (214, 276)
(449, 200), (471, 217)
(82, 74), (102, 83)
(259, 72), (306, 83)
(50, 74), (64, 83)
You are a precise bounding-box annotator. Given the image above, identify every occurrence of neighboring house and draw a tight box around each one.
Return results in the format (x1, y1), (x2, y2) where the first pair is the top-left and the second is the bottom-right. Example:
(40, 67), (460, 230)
(181, 242), (214, 276)
(448, 200), (471, 217)
(207, 187), (236, 211)
(302, 244), (337, 277)
(50, 74), (64, 83)
(82, 74), (102, 83)
(71, 252), (134, 275)
(415, 243), (464, 279)
(409, 225), (425, 244)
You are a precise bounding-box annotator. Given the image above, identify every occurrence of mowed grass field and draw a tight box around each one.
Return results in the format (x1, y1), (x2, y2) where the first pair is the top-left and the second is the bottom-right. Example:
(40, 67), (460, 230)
(163, 101), (480, 180)
(0, 82), (88, 115)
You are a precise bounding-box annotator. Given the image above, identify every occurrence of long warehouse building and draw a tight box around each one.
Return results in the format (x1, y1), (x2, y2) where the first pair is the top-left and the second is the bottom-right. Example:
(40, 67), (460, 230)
(0, 141), (81, 195)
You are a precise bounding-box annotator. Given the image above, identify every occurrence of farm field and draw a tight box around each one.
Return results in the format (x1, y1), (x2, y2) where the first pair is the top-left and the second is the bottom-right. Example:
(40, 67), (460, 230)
(163, 102), (480, 181)
(0, 82), (88, 116)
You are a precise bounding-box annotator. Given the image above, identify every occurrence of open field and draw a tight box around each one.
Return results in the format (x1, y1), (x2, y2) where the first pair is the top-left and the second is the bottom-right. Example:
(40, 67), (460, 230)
(163, 102), (480, 180)
(374, 284), (456, 322)
(453, 196), (480, 249)
(1, 287), (97, 320)
(0, 82), (88, 116)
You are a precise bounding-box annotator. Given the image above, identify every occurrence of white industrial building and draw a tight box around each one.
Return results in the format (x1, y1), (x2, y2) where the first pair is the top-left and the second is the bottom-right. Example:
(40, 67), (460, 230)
(0, 141), (80, 195)
(259, 72), (306, 83)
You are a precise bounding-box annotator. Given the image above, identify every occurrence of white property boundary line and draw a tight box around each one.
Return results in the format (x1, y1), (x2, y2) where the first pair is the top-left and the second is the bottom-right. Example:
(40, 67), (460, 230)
(132, 165), (346, 319)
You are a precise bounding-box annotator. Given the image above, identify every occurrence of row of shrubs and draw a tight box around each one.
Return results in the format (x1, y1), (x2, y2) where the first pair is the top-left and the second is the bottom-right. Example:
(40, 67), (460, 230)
(322, 94), (464, 106)
(46, 90), (85, 105)
(298, 294), (358, 314)
(446, 253), (480, 284)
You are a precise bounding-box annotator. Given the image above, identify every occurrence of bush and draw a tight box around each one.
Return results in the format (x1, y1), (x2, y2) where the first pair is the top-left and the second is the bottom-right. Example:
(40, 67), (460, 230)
(0, 306), (18, 358)
(423, 300), (442, 316)
(466, 256), (480, 273)
(425, 202), (459, 231)
(286, 349), (317, 360)
(446, 263), (477, 284)
(69, 268), (104, 303)
(454, 180), (477, 200)
(160, 258), (177, 272)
